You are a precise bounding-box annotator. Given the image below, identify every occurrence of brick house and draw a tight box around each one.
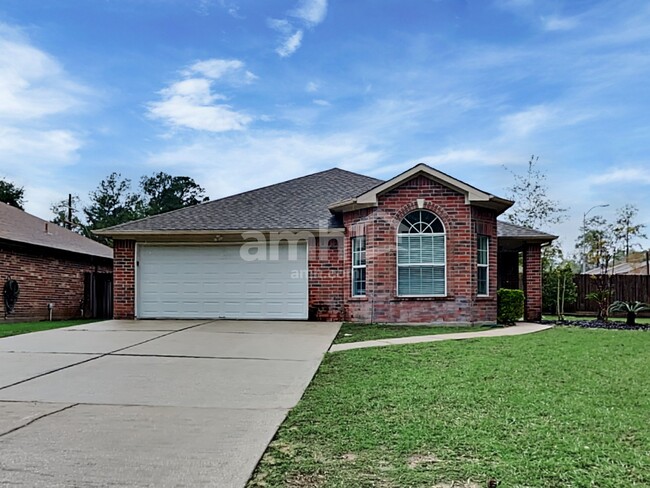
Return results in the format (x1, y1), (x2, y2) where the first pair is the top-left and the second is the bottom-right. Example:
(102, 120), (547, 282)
(0, 203), (113, 322)
(98, 164), (556, 324)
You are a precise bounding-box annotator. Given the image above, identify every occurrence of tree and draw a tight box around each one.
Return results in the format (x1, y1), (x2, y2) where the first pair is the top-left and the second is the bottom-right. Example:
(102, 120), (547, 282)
(575, 215), (615, 271)
(140, 172), (208, 216)
(51, 194), (87, 235)
(0, 178), (25, 209)
(542, 245), (578, 319)
(575, 215), (617, 320)
(613, 204), (647, 258)
(503, 155), (567, 231)
(84, 173), (144, 243)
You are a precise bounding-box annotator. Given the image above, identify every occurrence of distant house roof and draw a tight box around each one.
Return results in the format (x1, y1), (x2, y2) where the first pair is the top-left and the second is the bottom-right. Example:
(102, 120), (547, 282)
(585, 260), (649, 275)
(0, 203), (113, 260)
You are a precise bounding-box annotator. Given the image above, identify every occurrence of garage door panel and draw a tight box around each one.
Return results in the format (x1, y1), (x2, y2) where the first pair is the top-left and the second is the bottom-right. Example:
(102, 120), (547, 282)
(137, 244), (308, 319)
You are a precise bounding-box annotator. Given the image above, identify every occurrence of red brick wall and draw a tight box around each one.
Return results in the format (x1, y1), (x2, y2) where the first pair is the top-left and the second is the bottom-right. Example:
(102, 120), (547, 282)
(0, 243), (112, 322)
(524, 243), (542, 321)
(113, 239), (136, 319)
(471, 207), (499, 323)
(331, 175), (499, 324)
(308, 236), (345, 320)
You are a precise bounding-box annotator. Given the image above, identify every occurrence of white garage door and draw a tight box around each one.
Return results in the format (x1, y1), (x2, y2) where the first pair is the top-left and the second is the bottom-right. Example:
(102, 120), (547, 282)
(137, 244), (308, 319)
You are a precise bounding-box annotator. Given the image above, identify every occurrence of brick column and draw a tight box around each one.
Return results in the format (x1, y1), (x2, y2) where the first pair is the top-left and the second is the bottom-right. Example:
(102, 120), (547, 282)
(523, 243), (542, 322)
(113, 239), (136, 319)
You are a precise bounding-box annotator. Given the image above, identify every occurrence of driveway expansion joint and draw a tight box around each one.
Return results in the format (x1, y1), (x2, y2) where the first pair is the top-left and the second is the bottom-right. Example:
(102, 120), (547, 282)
(0, 403), (79, 438)
(0, 320), (216, 391)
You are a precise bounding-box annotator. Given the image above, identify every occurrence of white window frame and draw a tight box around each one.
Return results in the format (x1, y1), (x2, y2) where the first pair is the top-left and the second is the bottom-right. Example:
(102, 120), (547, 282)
(477, 235), (489, 296)
(351, 236), (366, 297)
(396, 210), (447, 297)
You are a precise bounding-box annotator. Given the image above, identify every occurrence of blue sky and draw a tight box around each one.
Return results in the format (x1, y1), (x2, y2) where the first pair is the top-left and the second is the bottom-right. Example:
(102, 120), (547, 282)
(0, 0), (648, 255)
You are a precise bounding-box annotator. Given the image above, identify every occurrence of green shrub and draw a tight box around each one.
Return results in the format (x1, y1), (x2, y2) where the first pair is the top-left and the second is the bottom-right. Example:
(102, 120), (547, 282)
(497, 288), (525, 325)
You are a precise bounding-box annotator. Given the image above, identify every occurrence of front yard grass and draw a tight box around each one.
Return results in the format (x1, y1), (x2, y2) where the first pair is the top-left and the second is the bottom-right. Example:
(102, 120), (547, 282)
(335, 323), (496, 344)
(0, 319), (98, 338)
(249, 328), (650, 487)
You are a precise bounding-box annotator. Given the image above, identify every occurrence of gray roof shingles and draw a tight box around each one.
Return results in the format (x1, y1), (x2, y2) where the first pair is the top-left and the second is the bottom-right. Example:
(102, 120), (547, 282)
(497, 220), (557, 241)
(104, 168), (383, 232)
(101, 167), (556, 242)
(0, 203), (113, 259)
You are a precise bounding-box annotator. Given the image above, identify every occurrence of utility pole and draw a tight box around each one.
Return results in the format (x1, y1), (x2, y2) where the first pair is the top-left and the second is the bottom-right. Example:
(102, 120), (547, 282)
(67, 193), (72, 230)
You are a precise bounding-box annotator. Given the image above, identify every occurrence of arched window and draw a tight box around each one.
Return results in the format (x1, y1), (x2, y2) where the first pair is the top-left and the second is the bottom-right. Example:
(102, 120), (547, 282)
(397, 210), (446, 296)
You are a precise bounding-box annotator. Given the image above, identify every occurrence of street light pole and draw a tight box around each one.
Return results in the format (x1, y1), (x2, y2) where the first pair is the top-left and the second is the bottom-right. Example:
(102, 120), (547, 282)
(582, 204), (610, 273)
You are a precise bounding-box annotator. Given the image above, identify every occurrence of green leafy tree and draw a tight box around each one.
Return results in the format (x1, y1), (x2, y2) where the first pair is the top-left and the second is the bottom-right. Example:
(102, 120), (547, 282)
(613, 204), (647, 258)
(140, 172), (208, 216)
(51, 195), (87, 235)
(0, 178), (25, 209)
(84, 173), (144, 244)
(503, 155), (567, 232)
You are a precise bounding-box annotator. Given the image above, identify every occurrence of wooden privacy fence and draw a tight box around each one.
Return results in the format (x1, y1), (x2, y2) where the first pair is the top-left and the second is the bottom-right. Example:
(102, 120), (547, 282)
(83, 272), (113, 319)
(573, 274), (650, 312)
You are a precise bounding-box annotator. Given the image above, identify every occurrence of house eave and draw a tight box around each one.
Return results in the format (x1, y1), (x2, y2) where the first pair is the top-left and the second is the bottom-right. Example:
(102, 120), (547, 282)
(95, 227), (346, 240)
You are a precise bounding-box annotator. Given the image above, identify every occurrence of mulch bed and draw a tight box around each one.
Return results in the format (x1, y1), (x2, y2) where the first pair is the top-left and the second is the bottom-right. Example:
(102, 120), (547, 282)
(541, 319), (650, 331)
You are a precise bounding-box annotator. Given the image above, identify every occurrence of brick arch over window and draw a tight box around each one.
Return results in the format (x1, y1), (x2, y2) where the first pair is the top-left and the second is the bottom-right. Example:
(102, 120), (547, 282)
(396, 209), (447, 296)
(392, 201), (453, 233)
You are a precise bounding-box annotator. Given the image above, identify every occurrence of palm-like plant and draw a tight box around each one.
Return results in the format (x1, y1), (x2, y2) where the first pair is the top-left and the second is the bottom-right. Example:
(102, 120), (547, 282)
(608, 301), (650, 326)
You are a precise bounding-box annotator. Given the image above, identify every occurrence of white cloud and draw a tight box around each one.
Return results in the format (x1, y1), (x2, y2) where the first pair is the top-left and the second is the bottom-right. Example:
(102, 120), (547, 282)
(0, 23), (86, 186)
(589, 167), (650, 185)
(277, 30), (304, 58)
(499, 105), (555, 137)
(306, 81), (319, 92)
(185, 58), (257, 83)
(146, 131), (384, 198)
(148, 58), (254, 133)
(0, 25), (87, 122)
(217, 0), (243, 19)
(0, 126), (81, 165)
(312, 99), (330, 106)
(268, 0), (328, 57)
(289, 0), (328, 26)
(542, 16), (580, 31)
(407, 148), (523, 168)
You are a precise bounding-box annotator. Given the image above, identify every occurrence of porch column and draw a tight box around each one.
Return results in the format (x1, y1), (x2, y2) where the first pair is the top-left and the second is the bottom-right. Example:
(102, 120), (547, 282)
(523, 243), (542, 322)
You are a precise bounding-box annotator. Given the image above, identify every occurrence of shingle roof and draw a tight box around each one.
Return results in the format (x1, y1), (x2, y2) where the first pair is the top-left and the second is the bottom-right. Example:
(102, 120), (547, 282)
(98, 167), (555, 242)
(100, 168), (383, 233)
(497, 220), (557, 242)
(0, 203), (113, 259)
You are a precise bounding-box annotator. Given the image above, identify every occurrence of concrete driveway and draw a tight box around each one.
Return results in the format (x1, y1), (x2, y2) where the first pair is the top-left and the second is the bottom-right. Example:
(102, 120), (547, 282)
(0, 320), (340, 487)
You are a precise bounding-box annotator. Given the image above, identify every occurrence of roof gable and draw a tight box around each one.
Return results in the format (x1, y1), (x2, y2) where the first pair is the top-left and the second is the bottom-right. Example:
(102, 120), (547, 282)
(329, 163), (513, 214)
(0, 203), (113, 259)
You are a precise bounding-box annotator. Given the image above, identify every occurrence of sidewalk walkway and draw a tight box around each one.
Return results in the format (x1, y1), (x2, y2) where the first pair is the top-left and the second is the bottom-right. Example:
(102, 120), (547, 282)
(329, 322), (553, 352)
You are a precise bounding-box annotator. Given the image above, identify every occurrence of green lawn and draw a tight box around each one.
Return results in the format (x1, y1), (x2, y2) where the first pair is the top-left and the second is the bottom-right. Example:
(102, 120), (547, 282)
(335, 323), (496, 344)
(544, 314), (650, 324)
(0, 319), (99, 338)
(249, 328), (650, 487)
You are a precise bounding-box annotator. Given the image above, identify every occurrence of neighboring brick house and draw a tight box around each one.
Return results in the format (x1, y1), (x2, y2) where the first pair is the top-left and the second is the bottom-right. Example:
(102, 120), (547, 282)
(0, 203), (113, 322)
(98, 164), (556, 324)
